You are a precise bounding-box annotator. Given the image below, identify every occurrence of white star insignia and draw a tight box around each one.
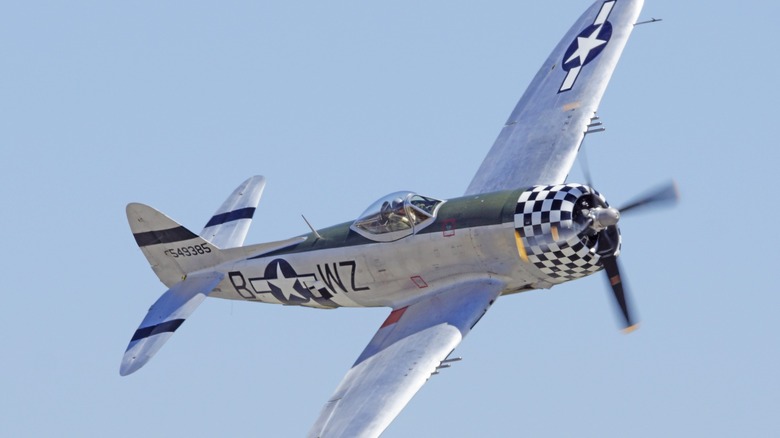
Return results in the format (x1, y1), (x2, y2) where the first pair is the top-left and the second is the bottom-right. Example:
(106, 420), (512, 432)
(565, 25), (608, 67)
(268, 263), (307, 301)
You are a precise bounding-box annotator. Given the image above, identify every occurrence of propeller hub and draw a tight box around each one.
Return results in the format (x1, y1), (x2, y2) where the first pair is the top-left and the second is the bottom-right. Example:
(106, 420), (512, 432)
(587, 206), (620, 232)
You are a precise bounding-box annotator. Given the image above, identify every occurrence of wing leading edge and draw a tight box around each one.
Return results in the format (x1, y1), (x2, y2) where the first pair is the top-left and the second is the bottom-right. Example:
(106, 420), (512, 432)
(465, 0), (644, 195)
(308, 278), (505, 438)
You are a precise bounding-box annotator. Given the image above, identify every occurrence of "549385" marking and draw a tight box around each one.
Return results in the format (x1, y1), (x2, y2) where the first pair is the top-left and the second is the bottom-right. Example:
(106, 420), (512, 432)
(165, 243), (212, 258)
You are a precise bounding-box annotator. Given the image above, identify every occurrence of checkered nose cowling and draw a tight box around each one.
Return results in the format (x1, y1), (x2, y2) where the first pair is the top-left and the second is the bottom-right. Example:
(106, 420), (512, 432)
(514, 184), (619, 283)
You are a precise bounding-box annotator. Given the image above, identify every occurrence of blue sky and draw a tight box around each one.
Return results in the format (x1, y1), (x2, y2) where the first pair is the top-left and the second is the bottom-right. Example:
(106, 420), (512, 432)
(2, 1), (778, 436)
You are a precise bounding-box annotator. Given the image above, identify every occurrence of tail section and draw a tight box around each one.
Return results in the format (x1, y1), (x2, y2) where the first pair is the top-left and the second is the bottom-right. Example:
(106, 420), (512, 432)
(127, 203), (225, 288)
(200, 175), (265, 248)
(122, 176), (269, 376)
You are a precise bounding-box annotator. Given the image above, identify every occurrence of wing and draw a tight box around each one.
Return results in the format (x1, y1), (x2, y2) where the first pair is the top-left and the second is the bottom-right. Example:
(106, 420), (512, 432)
(465, 0), (644, 195)
(307, 278), (504, 438)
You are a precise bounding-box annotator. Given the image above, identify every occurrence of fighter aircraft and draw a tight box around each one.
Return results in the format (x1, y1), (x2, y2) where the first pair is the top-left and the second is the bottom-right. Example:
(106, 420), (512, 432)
(121, 0), (676, 436)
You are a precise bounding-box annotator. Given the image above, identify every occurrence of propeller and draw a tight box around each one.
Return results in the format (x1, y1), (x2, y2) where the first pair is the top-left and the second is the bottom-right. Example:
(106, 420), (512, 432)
(618, 181), (679, 215)
(579, 180), (679, 332)
(594, 224), (635, 332)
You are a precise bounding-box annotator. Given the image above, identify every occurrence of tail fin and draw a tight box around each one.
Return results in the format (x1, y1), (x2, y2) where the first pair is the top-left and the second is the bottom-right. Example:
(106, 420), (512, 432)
(200, 175), (265, 248)
(127, 203), (225, 287)
(122, 176), (271, 376)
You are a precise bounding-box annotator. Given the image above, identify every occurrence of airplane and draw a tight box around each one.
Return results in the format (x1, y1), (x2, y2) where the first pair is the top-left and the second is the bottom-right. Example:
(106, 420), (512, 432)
(120, 0), (677, 436)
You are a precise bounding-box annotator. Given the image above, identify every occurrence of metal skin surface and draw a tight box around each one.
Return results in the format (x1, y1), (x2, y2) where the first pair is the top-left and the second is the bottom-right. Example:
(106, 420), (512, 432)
(466, 0), (643, 193)
(121, 1), (650, 436)
(209, 190), (531, 309)
(209, 183), (609, 311)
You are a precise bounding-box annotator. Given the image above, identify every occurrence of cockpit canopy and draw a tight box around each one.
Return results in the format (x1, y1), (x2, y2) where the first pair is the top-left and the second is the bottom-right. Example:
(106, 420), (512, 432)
(350, 192), (443, 242)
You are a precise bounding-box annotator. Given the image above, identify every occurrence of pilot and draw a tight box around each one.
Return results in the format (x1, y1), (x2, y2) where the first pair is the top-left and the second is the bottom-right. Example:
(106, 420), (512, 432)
(385, 198), (411, 231)
(379, 201), (391, 224)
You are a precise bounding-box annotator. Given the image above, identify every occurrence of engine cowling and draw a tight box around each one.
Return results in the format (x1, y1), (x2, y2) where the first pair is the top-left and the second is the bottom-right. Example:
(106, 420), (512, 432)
(513, 184), (621, 283)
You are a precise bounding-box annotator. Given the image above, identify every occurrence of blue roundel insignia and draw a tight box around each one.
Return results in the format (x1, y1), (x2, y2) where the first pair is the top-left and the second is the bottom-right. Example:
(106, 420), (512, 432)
(562, 22), (612, 71)
(558, 0), (617, 93)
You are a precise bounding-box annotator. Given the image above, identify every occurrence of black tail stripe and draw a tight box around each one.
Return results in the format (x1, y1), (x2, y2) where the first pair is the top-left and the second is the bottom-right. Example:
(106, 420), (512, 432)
(134, 226), (198, 247)
(204, 207), (256, 228)
(131, 319), (185, 342)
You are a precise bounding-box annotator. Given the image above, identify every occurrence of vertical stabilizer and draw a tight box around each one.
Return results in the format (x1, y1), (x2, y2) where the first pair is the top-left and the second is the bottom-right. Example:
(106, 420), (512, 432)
(127, 203), (225, 287)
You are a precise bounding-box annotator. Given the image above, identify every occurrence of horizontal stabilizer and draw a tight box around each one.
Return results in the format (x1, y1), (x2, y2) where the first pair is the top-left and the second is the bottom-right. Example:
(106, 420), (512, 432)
(201, 175), (266, 249)
(120, 271), (224, 376)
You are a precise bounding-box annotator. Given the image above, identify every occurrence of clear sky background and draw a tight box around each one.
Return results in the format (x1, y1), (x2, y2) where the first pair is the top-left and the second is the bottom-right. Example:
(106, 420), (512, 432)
(2, 1), (778, 436)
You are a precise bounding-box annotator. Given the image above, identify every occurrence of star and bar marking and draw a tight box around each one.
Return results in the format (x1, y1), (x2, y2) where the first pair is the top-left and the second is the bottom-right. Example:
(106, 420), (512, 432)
(559, 0), (615, 93)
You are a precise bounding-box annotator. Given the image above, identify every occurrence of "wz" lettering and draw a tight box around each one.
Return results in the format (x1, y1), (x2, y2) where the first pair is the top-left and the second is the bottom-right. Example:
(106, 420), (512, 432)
(316, 260), (370, 293)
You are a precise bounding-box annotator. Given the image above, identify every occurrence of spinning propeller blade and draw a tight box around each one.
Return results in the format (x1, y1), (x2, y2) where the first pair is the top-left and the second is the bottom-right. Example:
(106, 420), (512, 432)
(582, 180), (678, 332)
(600, 254), (637, 332)
(618, 181), (679, 214)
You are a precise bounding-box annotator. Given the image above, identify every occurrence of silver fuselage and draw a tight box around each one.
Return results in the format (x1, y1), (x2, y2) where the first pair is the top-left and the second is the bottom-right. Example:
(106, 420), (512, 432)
(209, 185), (606, 309)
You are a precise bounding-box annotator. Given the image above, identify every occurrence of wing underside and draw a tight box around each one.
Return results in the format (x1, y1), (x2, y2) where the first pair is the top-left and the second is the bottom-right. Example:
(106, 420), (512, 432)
(308, 278), (504, 438)
(465, 0), (644, 195)
(120, 271), (224, 376)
